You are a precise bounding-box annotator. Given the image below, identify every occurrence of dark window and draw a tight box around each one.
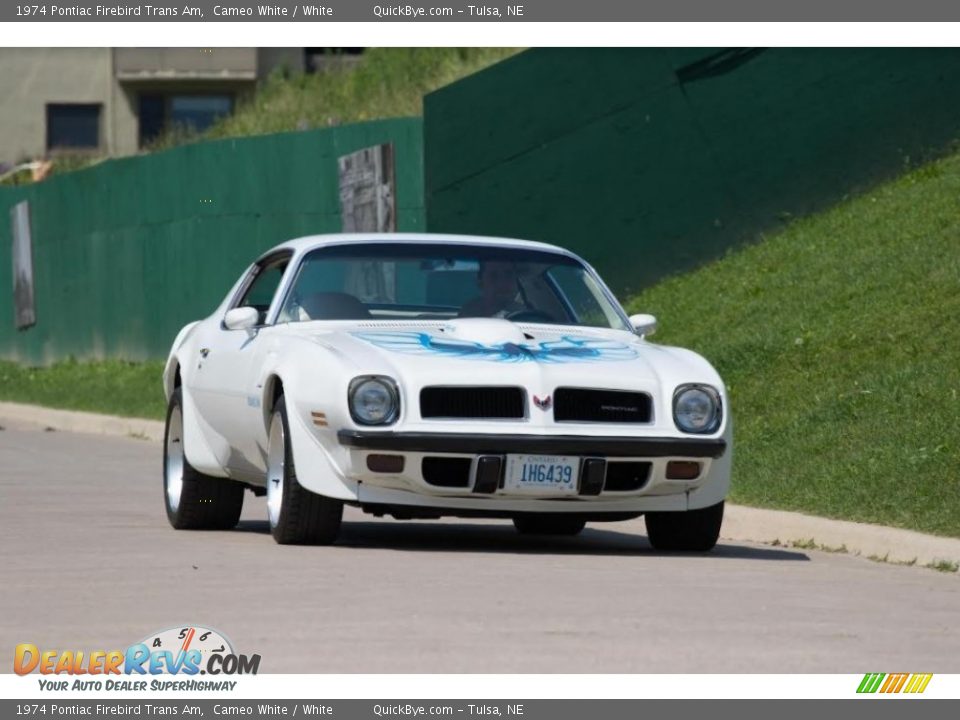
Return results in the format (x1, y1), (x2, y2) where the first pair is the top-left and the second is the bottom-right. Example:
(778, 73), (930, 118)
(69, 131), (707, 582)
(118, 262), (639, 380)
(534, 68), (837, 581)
(170, 95), (233, 133)
(138, 94), (165, 146)
(236, 256), (290, 325)
(46, 104), (101, 150)
(138, 93), (233, 148)
(304, 47), (364, 72)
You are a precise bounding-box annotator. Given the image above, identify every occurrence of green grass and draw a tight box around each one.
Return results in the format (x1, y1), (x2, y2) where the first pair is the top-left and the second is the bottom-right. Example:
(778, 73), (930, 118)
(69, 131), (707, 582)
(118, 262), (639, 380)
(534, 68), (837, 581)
(0, 359), (166, 420)
(625, 152), (960, 538)
(151, 48), (520, 148)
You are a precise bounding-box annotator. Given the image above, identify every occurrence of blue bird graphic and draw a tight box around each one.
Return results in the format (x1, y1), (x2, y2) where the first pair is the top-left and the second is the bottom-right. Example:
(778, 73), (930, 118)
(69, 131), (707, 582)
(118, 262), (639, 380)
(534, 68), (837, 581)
(351, 332), (638, 363)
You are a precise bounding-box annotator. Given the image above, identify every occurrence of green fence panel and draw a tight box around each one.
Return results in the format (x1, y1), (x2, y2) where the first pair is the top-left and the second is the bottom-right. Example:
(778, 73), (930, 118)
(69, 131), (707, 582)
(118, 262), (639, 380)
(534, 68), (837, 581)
(424, 48), (682, 192)
(0, 118), (424, 365)
(424, 48), (960, 297)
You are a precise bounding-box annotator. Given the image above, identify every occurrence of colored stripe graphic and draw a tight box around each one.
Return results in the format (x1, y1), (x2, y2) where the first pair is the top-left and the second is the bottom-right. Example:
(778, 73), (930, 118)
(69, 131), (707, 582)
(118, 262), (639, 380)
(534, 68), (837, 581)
(857, 673), (932, 694)
(888, 674), (907, 693)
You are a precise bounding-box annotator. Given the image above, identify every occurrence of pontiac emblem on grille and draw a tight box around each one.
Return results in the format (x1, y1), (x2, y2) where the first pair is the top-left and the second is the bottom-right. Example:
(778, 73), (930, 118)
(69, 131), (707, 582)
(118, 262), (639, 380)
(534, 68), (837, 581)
(533, 394), (552, 411)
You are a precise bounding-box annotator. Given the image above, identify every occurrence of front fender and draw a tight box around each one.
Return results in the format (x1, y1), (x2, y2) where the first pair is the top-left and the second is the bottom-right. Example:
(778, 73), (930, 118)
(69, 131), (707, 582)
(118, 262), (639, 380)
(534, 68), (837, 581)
(181, 382), (229, 478)
(253, 341), (362, 500)
(686, 412), (733, 509)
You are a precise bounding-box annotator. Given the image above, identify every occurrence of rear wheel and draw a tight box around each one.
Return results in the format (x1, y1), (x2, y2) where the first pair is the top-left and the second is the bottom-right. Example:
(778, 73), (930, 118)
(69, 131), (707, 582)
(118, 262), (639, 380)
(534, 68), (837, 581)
(645, 501), (724, 552)
(266, 395), (343, 545)
(163, 388), (244, 530)
(512, 514), (586, 536)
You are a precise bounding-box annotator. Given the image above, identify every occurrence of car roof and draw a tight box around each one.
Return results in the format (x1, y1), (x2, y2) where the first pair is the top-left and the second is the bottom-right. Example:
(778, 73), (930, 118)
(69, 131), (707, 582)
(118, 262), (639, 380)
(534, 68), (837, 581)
(269, 233), (579, 259)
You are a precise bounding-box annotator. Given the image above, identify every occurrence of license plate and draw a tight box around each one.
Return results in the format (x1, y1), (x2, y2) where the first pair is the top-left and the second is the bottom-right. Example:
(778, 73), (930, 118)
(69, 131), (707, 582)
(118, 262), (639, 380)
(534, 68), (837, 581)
(503, 454), (580, 495)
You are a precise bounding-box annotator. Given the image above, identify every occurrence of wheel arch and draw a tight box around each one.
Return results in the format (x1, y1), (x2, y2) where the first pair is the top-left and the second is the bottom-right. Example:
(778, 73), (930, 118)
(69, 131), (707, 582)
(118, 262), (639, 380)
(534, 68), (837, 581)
(261, 373), (285, 429)
(162, 358), (181, 401)
(163, 320), (202, 401)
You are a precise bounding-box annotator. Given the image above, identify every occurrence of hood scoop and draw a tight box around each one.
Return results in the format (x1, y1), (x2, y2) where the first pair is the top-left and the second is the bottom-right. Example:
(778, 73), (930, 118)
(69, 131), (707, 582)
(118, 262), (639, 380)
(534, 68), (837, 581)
(439, 318), (531, 345)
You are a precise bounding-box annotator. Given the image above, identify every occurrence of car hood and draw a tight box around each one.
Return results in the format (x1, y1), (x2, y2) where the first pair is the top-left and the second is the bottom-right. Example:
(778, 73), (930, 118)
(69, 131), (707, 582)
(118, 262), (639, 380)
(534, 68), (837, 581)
(291, 318), (720, 399)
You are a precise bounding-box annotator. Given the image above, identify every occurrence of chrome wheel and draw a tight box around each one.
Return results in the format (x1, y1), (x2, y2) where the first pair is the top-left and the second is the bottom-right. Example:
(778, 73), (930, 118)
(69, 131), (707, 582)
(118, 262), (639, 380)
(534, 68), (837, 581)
(266, 411), (286, 529)
(163, 387), (244, 530)
(164, 403), (184, 513)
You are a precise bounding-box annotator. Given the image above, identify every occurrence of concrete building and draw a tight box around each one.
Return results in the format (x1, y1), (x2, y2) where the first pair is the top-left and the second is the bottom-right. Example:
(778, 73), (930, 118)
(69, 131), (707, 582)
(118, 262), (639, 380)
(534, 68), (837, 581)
(0, 48), (305, 165)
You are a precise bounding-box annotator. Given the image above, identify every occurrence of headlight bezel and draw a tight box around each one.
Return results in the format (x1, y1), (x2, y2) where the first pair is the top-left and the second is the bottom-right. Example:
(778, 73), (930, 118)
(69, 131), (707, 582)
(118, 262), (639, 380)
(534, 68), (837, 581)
(348, 375), (401, 426)
(672, 384), (723, 434)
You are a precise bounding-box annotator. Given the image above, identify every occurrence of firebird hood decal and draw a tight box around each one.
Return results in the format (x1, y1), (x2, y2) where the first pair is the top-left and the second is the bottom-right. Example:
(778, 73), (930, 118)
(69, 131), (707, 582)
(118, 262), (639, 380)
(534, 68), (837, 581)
(350, 331), (639, 363)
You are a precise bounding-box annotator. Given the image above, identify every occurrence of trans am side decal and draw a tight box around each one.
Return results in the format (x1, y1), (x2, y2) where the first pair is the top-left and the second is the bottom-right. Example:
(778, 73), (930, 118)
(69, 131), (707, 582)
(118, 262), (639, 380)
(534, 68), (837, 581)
(351, 332), (639, 363)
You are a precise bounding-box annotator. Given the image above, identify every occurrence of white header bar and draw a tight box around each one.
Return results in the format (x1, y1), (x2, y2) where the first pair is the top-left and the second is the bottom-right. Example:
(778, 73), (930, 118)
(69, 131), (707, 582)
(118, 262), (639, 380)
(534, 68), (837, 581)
(5, 22), (960, 47)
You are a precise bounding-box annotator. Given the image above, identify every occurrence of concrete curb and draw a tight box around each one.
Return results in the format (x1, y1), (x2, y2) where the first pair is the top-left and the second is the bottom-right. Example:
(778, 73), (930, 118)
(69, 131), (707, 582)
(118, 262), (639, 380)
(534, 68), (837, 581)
(0, 401), (165, 443)
(722, 504), (960, 569)
(1, 401), (958, 569)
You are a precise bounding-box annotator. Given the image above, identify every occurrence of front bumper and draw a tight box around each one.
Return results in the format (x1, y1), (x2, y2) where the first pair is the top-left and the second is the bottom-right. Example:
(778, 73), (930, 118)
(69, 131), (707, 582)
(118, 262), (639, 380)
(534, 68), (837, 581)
(337, 430), (726, 458)
(333, 428), (729, 511)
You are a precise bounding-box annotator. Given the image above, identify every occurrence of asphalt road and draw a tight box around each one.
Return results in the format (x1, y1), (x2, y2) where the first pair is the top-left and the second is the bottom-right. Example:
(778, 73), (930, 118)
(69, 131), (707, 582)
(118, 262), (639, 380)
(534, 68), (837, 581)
(1, 423), (958, 673)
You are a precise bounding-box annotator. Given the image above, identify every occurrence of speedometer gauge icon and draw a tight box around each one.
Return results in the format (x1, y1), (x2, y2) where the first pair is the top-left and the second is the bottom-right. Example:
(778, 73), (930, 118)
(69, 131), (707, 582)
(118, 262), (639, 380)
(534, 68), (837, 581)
(138, 625), (235, 670)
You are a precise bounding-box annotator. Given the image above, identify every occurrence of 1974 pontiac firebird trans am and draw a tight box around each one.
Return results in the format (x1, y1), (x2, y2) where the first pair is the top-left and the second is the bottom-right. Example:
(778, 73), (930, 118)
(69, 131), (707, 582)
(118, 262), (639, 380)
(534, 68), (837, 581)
(162, 234), (731, 550)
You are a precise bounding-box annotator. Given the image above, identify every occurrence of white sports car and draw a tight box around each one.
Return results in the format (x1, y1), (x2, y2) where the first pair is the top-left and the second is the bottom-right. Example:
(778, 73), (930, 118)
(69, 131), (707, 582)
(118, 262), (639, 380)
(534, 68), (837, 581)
(162, 234), (731, 549)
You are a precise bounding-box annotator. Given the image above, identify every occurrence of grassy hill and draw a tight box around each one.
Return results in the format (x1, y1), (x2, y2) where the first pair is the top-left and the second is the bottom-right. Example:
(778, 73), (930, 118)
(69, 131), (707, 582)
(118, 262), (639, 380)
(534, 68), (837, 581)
(159, 48), (520, 146)
(625, 153), (960, 537)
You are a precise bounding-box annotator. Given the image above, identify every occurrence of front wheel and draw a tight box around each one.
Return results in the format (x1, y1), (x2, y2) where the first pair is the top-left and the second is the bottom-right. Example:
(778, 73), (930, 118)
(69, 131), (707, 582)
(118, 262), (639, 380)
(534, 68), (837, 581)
(513, 514), (586, 536)
(266, 396), (343, 545)
(645, 501), (724, 552)
(163, 388), (244, 530)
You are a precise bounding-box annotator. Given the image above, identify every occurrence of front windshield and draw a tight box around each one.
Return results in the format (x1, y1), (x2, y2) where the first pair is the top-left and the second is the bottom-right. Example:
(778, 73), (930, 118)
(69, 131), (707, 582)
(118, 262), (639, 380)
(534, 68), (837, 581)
(277, 243), (631, 332)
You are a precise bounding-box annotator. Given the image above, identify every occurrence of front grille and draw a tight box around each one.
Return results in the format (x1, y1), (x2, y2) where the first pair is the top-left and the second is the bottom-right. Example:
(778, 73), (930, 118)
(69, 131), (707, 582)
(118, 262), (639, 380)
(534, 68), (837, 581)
(604, 462), (652, 492)
(421, 457), (472, 488)
(553, 388), (652, 423)
(420, 386), (525, 419)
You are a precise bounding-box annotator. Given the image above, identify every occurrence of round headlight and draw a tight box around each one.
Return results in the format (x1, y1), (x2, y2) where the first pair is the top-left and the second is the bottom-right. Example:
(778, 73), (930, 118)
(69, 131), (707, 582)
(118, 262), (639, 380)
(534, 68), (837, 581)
(673, 385), (721, 434)
(349, 377), (399, 425)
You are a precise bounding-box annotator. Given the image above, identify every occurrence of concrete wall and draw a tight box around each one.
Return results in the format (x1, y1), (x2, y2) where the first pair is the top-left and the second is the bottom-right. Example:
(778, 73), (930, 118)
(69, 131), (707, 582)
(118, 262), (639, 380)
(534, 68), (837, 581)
(257, 48), (306, 79)
(0, 48), (114, 162)
(0, 48), (301, 164)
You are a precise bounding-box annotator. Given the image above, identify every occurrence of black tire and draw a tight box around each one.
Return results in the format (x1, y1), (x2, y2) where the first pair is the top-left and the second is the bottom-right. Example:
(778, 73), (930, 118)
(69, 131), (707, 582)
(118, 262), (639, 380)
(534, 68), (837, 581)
(645, 501), (724, 552)
(512, 514), (587, 536)
(267, 396), (343, 545)
(163, 387), (244, 530)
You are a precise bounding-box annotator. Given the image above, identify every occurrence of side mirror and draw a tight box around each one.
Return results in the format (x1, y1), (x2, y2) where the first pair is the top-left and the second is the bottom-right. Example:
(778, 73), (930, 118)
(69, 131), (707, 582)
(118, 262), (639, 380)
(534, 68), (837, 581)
(223, 306), (259, 331)
(629, 313), (657, 337)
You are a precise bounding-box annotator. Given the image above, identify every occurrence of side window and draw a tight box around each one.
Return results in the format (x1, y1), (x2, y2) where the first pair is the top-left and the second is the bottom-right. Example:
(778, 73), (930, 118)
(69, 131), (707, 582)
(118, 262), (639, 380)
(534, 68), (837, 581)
(546, 265), (617, 328)
(236, 258), (289, 324)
